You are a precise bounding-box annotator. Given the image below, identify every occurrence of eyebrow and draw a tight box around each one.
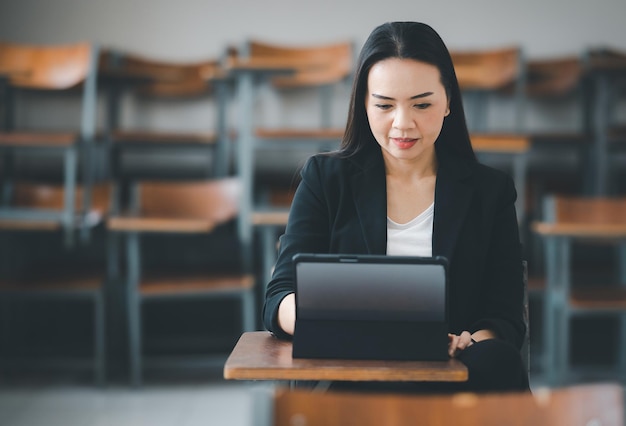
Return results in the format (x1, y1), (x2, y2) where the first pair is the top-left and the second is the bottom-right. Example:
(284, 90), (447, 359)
(371, 92), (434, 101)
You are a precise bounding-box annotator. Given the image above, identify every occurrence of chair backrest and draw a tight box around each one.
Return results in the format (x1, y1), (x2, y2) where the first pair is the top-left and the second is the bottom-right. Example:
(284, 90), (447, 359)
(0, 41), (94, 90)
(526, 56), (584, 97)
(11, 183), (111, 215)
(272, 384), (624, 426)
(244, 40), (353, 88)
(100, 50), (221, 97)
(450, 46), (524, 132)
(451, 46), (522, 91)
(136, 178), (240, 223)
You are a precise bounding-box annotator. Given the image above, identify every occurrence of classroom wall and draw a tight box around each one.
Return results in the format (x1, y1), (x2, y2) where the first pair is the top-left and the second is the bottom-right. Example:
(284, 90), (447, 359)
(1, 0), (626, 132)
(2, 0), (626, 59)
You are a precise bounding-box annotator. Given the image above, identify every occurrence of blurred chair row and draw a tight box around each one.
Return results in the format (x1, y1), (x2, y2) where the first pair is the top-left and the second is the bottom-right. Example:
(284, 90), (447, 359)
(0, 39), (625, 386)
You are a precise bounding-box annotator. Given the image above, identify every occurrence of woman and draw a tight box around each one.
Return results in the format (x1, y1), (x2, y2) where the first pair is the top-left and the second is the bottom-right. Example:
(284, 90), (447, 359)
(262, 21), (528, 392)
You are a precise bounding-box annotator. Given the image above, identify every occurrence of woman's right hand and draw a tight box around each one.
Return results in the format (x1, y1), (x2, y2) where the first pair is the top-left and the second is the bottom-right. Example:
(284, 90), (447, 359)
(278, 293), (296, 335)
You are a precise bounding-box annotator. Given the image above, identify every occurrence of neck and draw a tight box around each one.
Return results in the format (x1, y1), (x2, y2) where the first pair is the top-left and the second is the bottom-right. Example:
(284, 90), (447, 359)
(383, 149), (437, 181)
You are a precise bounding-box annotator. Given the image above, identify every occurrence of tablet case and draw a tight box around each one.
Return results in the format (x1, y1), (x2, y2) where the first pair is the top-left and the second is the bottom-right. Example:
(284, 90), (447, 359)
(292, 254), (449, 361)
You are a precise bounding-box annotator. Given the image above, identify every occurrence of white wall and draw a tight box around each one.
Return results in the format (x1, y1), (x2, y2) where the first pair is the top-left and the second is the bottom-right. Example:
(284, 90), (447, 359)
(1, 0), (626, 132)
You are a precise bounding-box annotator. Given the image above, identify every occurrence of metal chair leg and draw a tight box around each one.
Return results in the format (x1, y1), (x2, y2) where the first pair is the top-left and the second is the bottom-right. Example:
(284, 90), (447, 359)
(94, 289), (106, 386)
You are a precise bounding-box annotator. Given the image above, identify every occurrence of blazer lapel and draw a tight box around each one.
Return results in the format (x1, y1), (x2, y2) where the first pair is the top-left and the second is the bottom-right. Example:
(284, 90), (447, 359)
(350, 149), (387, 254)
(432, 158), (475, 263)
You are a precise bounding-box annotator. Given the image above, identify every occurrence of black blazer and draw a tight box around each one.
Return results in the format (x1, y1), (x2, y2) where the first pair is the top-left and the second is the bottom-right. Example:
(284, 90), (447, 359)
(263, 147), (526, 349)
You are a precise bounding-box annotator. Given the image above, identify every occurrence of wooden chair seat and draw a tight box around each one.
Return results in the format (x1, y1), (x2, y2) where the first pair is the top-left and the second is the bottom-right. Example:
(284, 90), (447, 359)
(0, 132), (77, 147)
(256, 128), (344, 140)
(107, 216), (218, 233)
(0, 272), (103, 293)
(139, 273), (254, 297)
(470, 133), (530, 153)
(570, 286), (626, 310)
(110, 130), (217, 144)
(0, 183), (111, 230)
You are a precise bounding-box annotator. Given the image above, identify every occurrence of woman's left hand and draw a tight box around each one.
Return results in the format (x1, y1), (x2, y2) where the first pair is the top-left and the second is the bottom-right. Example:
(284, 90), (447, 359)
(447, 331), (474, 357)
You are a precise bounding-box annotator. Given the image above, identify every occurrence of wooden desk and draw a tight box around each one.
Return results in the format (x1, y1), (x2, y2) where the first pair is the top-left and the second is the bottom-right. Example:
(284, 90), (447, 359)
(224, 331), (468, 382)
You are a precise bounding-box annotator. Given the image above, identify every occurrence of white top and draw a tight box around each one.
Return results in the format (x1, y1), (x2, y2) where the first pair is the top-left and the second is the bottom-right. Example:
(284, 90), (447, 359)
(386, 202), (434, 257)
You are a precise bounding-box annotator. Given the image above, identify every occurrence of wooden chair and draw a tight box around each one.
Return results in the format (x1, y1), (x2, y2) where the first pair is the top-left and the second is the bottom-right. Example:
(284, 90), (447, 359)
(264, 383), (623, 426)
(107, 177), (255, 386)
(0, 41), (101, 245)
(451, 46), (524, 132)
(98, 50), (231, 215)
(451, 47), (530, 235)
(520, 55), (589, 274)
(0, 182), (111, 385)
(226, 39), (353, 272)
(584, 47), (626, 195)
(532, 195), (626, 385)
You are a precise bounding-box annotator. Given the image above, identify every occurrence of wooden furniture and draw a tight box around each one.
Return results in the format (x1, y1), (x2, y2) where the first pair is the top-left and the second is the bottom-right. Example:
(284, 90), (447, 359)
(451, 47), (530, 234)
(0, 182), (111, 385)
(226, 39), (353, 275)
(107, 177), (255, 386)
(98, 49), (231, 212)
(532, 195), (626, 385)
(584, 47), (626, 195)
(0, 41), (101, 245)
(224, 331), (468, 383)
(264, 383), (623, 426)
(451, 46), (524, 132)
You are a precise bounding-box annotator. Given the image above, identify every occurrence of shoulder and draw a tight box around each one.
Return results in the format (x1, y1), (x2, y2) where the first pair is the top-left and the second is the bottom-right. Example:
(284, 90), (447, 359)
(470, 162), (517, 202)
(300, 151), (371, 182)
(439, 157), (516, 199)
(472, 162), (513, 183)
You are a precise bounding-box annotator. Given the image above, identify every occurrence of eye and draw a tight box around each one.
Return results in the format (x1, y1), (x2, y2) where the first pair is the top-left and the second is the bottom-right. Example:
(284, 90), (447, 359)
(374, 104), (392, 110)
(415, 103), (431, 109)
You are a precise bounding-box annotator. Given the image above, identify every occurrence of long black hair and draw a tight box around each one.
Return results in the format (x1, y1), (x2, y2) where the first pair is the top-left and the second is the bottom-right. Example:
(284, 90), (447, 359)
(340, 21), (475, 162)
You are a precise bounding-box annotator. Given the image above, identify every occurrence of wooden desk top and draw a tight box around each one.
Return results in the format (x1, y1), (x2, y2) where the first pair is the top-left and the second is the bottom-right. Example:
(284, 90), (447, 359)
(223, 331), (468, 382)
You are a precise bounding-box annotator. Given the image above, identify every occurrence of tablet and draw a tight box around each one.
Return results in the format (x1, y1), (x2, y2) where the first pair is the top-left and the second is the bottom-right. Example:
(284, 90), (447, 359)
(292, 253), (449, 361)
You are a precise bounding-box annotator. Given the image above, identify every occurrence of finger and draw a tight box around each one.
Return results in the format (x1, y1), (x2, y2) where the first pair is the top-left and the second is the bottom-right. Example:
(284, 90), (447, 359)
(458, 331), (473, 350)
(448, 335), (460, 357)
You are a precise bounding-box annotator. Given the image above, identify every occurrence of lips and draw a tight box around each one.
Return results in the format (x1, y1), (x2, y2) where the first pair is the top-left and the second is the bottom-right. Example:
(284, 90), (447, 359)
(391, 137), (418, 149)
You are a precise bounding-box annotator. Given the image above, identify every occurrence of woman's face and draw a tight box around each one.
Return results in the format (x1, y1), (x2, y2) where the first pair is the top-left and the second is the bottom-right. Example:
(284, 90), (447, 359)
(365, 58), (449, 165)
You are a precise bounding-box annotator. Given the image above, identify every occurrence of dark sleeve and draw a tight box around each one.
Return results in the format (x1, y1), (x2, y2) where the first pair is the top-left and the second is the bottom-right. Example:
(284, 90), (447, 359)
(262, 156), (331, 339)
(470, 174), (526, 349)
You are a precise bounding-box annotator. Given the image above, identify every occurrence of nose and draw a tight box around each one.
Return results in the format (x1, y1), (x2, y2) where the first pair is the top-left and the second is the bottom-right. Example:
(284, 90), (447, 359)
(392, 107), (416, 130)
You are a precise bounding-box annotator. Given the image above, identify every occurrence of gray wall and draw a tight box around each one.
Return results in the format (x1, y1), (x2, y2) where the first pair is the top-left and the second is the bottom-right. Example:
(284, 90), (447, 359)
(2, 0), (626, 58)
